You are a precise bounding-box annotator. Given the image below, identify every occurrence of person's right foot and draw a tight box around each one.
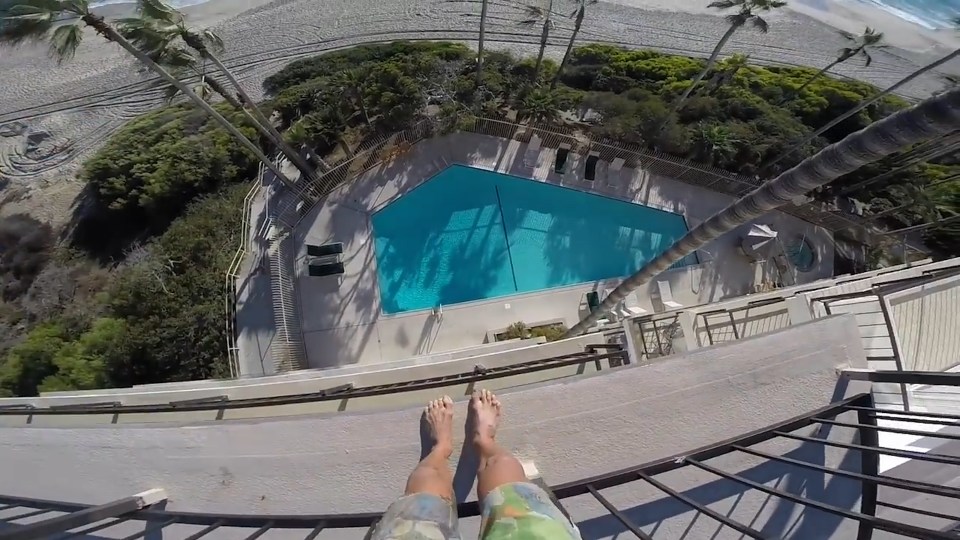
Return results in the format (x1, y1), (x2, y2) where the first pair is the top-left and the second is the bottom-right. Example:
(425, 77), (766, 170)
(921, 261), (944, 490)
(468, 389), (501, 453)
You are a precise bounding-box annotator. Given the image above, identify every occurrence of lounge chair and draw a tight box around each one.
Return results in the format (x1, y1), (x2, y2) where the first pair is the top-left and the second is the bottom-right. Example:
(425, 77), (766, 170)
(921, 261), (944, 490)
(619, 293), (647, 317)
(555, 143), (571, 174)
(584, 152), (600, 183)
(586, 290), (601, 313)
(307, 242), (344, 258)
(607, 157), (624, 186)
(656, 280), (684, 310)
(308, 261), (345, 277)
(523, 134), (542, 168)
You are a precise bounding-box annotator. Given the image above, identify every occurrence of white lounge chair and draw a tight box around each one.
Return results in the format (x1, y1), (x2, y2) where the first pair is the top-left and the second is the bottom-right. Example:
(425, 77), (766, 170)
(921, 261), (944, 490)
(657, 280), (684, 310)
(619, 293), (647, 318)
(523, 134), (542, 168)
(607, 157), (624, 186)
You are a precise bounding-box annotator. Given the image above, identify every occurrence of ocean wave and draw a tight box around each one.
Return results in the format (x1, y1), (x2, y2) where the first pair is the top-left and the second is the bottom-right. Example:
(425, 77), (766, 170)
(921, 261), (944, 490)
(850, 0), (960, 29)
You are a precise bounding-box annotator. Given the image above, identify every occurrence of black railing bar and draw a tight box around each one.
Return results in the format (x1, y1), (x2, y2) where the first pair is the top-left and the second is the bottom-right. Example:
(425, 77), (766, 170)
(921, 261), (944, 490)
(866, 414), (960, 427)
(684, 458), (956, 540)
(118, 517), (179, 540)
(242, 521), (274, 540)
(0, 405), (34, 410)
(773, 430), (960, 466)
(303, 523), (326, 540)
(0, 490), (165, 540)
(181, 519), (224, 540)
(585, 485), (654, 540)
(847, 407), (960, 425)
(846, 405), (960, 422)
(732, 445), (960, 500)
(318, 383), (354, 396)
(841, 369), (960, 386)
(48, 401), (121, 410)
(551, 393), (872, 498)
(1, 508), (52, 522)
(635, 471), (766, 539)
(876, 500), (960, 523)
(811, 418), (960, 441)
(169, 395), (228, 407)
(0, 493), (385, 529)
(58, 517), (128, 538)
(0, 351), (623, 416)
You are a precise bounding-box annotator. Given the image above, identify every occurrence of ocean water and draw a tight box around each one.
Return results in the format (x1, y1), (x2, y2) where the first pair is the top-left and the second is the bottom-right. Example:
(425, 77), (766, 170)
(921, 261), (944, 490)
(371, 165), (694, 314)
(853, 0), (960, 29)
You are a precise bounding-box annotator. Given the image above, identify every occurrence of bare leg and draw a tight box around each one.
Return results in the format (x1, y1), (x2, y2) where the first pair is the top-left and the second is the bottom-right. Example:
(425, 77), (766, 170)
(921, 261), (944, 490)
(469, 389), (526, 501)
(404, 396), (456, 500)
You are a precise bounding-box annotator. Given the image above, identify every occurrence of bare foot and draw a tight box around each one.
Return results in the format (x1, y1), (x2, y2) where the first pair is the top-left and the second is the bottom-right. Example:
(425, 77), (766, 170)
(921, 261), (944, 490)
(468, 389), (501, 454)
(424, 396), (454, 458)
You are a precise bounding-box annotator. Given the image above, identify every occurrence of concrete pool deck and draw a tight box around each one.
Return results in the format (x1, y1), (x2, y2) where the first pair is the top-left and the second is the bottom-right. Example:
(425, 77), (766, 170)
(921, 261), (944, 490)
(280, 132), (835, 370)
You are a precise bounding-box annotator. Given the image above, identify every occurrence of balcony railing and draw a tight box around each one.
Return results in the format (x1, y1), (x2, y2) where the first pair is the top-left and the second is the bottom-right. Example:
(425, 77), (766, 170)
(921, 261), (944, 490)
(1, 370), (959, 539)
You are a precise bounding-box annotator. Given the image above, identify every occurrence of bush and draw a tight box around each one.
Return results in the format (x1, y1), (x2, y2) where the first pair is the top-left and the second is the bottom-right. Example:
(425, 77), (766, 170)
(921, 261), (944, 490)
(0, 214), (53, 301)
(75, 104), (260, 256)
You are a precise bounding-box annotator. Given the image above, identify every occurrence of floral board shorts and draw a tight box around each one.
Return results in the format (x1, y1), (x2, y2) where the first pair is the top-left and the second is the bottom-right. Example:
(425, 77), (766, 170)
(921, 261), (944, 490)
(367, 481), (582, 540)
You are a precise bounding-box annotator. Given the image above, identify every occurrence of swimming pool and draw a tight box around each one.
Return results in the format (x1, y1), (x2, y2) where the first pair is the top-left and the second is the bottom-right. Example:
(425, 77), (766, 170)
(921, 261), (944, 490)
(371, 165), (695, 314)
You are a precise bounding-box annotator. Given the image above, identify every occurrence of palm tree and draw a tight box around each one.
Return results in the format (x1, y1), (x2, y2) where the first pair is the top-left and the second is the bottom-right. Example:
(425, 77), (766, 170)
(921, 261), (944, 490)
(657, 0), (786, 132)
(516, 88), (561, 123)
(564, 88), (960, 337)
(761, 47), (960, 174)
(334, 69), (371, 125)
(792, 27), (885, 97)
(0, 0), (302, 193)
(519, 0), (554, 83)
(694, 123), (739, 165)
(476, 0), (489, 85)
(117, 0), (320, 179)
(706, 52), (750, 93)
(551, 0), (597, 90)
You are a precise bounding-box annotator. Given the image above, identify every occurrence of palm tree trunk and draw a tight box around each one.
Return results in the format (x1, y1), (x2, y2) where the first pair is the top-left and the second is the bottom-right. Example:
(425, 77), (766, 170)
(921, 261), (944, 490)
(564, 88), (960, 337)
(793, 58), (842, 96)
(551, 6), (584, 90)
(476, 0), (489, 86)
(205, 77), (243, 109)
(534, 19), (549, 82)
(657, 22), (741, 133)
(355, 93), (371, 125)
(202, 50), (324, 178)
(762, 48), (960, 174)
(81, 15), (303, 195)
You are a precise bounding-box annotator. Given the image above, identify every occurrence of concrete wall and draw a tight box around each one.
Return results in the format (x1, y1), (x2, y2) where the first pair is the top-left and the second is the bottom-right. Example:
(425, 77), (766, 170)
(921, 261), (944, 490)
(0, 315), (869, 538)
(0, 334), (604, 414)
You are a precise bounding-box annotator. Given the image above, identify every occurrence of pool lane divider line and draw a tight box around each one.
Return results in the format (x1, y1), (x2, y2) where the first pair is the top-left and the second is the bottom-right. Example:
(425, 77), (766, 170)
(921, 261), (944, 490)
(494, 185), (520, 293)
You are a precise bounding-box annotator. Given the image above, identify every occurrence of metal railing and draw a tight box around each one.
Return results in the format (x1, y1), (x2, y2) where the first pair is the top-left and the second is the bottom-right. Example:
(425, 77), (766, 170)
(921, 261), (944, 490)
(223, 163), (268, 378)
(0, 349), (627, 419)
(3, 371), (959, 539)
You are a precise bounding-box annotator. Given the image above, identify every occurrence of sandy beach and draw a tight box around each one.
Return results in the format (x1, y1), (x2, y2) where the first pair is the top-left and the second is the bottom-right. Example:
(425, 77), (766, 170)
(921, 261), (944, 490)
(1, 0), (958, 226)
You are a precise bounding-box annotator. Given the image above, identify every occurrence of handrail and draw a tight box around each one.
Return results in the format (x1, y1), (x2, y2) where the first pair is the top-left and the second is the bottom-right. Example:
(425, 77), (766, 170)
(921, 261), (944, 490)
(223, 161), (268, 378)
(0, 350), (626, 416)
(4, 391), (960, 538)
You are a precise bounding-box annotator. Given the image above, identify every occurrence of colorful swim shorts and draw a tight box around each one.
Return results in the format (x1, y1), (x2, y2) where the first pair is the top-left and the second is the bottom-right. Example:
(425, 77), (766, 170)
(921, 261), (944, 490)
(368, 481), (581, 540)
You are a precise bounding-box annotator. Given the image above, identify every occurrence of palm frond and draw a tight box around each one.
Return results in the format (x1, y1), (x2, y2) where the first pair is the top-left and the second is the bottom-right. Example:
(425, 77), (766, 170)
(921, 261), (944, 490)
(199, 27), (222, 53)
(137, 0), (181, 23)
(707, 0), (740, 9)
(161, 82), (180, 103)
(751, 15), (769, 33)
(861, 49), (873, 67)
(0, 5), (56, 46)
(48, 21), (81, 62)
(725, 12), (747, 26)
(524, 5), (545, 17)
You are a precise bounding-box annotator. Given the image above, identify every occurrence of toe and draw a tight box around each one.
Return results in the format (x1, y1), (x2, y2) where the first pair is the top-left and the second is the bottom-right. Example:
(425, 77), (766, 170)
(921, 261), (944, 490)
(441, 395), (453, 409)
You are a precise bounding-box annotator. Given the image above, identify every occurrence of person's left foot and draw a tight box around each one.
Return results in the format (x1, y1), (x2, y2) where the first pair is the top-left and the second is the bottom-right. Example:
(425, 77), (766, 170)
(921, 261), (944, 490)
(424, 396), (455, 458)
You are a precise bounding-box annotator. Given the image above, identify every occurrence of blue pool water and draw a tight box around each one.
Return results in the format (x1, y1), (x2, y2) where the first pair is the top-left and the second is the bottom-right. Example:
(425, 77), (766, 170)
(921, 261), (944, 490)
(371, 165), (695, 314)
